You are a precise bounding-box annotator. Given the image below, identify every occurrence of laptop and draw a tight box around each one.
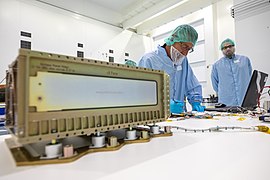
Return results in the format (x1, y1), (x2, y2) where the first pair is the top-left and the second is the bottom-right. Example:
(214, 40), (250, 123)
(205, 70), (268, 112)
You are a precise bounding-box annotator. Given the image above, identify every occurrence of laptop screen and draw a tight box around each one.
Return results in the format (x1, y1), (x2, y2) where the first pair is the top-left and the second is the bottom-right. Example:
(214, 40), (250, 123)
(241, 70), (268, 108)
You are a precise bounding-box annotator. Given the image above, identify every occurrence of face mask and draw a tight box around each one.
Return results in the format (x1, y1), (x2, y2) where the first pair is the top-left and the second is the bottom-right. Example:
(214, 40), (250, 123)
(170, 46), (185, 64)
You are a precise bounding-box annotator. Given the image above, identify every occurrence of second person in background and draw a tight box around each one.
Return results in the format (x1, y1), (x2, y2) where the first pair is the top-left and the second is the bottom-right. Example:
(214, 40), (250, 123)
(138, 24), (204, 113)
(211, 38), (252, 106)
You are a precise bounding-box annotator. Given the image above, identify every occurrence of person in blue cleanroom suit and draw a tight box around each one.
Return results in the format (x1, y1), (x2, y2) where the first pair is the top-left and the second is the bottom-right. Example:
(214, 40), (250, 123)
(211, 38), (252, 106)
(138, 24), (204, 113)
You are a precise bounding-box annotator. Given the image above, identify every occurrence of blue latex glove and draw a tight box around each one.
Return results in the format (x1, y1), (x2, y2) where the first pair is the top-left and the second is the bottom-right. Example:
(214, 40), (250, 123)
(170, 99), (184, 114)
(192, 102), (205, 112)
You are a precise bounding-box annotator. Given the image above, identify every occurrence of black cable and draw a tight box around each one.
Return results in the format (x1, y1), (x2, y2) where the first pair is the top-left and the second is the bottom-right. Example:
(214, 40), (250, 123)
(227, 106), (247, 113)
(0, 75), (6, 84)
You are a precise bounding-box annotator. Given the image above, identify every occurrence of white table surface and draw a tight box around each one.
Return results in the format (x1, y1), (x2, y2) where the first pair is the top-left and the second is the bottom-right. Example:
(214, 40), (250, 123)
(1, 114), (270, 180)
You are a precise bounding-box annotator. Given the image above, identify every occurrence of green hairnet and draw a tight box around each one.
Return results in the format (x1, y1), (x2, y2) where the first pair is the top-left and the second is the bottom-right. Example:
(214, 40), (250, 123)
(125, 59), (137, 67)
(220, 38), (235, 50)
(164, 24), (198, 46)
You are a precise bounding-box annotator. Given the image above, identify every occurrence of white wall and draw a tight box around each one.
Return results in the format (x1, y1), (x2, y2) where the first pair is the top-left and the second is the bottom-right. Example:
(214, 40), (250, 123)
(0, 0), (152, 84)
(0, 0), (237, 99)
(216, 0), (235, 58)
(235, 10), (270, 75)
(234, 0), (270, 103)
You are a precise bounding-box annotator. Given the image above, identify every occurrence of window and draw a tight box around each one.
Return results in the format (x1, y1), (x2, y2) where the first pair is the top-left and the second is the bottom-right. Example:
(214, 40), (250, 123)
(20, 40), (31, 49)
(109, 56), (114, 62)
(77, 51), (84, 58)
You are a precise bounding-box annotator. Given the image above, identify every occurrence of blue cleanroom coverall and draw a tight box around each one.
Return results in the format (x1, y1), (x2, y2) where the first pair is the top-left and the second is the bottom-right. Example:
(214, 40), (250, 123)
(211, 54), (252, 106)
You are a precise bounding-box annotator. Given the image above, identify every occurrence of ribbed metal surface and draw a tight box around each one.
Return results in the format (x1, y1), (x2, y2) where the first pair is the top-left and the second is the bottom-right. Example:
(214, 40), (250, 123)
(5, 49), (170, 144)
